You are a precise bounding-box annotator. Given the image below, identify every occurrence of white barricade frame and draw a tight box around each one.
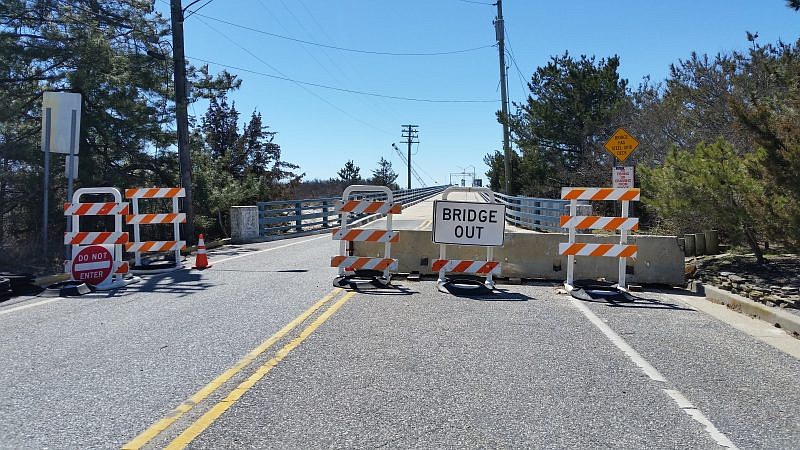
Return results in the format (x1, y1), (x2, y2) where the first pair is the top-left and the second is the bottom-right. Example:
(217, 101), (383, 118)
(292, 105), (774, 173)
(331, 185), (400, 287)
(433, 186), (503, 291)
(560, 187), (640, 291)
(64, 187), (133, 290)
(125, 187), (186, 272)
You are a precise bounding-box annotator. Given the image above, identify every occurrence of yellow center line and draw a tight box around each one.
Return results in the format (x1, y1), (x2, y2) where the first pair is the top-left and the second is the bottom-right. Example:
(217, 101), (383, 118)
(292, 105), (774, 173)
(164, 290), (357, 449)
(122, 288), (344, 450)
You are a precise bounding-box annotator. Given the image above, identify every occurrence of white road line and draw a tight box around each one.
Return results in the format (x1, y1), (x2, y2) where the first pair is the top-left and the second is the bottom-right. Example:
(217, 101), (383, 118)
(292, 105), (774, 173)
(569, 297), (738, 449)
(211, 235), (329, 265)
(0, 298), (59, 316)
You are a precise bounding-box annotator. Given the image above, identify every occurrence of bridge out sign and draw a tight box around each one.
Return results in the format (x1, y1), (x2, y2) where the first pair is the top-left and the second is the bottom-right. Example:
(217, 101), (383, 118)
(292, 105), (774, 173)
(433, 200), (506, 246)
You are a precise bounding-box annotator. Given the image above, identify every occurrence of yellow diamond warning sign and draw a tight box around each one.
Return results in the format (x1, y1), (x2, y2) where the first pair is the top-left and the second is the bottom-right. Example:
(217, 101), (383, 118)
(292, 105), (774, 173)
(604, 128), (639, 162)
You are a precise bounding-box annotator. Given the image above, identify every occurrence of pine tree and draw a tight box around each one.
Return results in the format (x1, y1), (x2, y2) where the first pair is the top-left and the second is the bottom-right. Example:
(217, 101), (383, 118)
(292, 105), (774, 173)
(337, 160), (362, 184)
(369, 157), (398, 188)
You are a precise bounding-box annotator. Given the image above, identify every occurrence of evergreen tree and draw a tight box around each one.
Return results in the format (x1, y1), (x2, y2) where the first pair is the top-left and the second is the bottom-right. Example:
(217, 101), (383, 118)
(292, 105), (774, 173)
(337, 160), (362, 184)
(493, 53), (631, 196)
(370, 157), (398, 188)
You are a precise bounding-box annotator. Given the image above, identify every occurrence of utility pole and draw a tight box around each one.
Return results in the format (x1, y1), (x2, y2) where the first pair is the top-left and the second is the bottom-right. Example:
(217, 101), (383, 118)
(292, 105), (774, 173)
(495, 0), (511, 194)
(170, 0), (195, 244)
(400, 125), (419, 190)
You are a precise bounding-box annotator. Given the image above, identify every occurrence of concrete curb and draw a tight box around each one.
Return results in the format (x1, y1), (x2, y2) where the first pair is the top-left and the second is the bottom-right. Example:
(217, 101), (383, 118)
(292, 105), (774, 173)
(34, 273), (70, 288)
(698, 282), (800, 338)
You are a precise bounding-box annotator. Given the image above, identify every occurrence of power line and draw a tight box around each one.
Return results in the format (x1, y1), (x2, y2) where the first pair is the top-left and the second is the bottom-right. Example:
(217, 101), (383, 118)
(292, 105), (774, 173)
(454, 0), (496, 5)
(184, 0), (217, 19)
(191, 12), (496, 56)
(186, 55), (500, 103)
(193, 15), (394, 135)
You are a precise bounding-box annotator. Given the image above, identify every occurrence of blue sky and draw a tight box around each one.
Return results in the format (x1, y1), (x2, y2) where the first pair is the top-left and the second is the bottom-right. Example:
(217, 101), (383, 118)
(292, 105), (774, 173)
(162, 0), (799, 188)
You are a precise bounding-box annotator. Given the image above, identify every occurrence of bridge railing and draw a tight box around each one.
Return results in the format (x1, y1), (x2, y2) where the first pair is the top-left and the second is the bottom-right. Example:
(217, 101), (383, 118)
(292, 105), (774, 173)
(257, 185), (448, 238)
(480, 191), (590, 232)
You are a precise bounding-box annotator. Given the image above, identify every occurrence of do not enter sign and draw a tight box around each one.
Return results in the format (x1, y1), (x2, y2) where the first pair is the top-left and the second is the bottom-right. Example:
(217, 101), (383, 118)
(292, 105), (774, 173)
(71, 245), (113, 286)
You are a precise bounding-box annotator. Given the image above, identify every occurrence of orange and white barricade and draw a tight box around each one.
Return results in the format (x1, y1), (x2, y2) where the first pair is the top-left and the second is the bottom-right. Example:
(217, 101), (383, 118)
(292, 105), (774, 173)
(64, 187), (135, 290)
(560, 187), (639, 291)
(331, 185), (400, 287)
(432, 186), (505, 292)
(125, 187), (186, 273)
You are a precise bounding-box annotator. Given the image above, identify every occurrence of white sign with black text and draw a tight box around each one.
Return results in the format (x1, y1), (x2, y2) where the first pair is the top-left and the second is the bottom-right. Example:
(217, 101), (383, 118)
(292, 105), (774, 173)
(433, 200), (506, 246)
(613, 166), (634, 189)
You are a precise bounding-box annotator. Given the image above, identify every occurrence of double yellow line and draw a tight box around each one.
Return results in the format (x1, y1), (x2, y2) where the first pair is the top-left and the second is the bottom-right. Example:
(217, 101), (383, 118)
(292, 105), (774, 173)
(123, 288), (355, 450)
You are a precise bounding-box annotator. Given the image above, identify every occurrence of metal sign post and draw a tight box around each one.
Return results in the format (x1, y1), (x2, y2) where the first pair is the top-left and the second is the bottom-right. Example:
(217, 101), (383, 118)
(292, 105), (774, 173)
(41, 91), (82, 262)
(42, 108), (51, 261)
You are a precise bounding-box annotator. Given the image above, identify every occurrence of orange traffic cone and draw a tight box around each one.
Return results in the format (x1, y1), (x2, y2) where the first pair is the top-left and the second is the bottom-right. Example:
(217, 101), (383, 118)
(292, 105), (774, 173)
(193, 234), (212, 269)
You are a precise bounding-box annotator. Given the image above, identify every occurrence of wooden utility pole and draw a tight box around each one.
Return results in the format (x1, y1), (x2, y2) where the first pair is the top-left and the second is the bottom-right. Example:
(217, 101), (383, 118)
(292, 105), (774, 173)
(169, 0), (195, 244)
(401, 125), (419, 190)
(495, 0), (511, 194)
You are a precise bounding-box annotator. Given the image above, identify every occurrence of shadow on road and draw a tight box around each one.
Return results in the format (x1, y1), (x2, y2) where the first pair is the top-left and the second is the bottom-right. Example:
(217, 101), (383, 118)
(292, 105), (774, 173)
(101, 269), (214, 298)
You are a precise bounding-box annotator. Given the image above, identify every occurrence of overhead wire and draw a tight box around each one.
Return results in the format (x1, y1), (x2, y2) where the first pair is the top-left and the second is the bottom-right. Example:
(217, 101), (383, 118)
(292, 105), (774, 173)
(193, 15), (394, 135)
(292, 0), (405, 128)
(261, 0), (404, 129)
(504, 24), (529, 98)
(187, 55), (500, 104)
(190, 12), (496, 56)
(184, 0), (217, 19)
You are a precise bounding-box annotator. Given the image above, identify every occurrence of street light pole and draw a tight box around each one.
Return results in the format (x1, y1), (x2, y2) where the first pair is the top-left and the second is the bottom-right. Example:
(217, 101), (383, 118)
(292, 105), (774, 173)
(495, 0), (512, 194)
(170, 0), (195, 244)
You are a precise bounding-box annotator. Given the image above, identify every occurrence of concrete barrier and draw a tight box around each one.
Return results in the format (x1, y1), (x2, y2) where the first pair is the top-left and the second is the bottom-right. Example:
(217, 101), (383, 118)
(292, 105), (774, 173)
(355, 231), (685, 286)
(704, 229), (719, 254)
(694, 232), (706, 255)
(684, 234), (696, 256)
(230, 206), (260, 243)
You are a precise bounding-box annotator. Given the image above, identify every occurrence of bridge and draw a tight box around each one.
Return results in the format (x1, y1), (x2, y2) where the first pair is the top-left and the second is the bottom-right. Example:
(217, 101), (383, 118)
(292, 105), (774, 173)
(1, 188), (799, 449)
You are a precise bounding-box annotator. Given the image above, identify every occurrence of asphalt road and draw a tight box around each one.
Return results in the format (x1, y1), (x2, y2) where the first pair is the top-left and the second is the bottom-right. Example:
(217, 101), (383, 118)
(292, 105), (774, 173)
(0, 234), (798, 449)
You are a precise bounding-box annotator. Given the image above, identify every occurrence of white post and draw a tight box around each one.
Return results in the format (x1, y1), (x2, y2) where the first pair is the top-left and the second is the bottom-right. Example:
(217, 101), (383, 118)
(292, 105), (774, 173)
(618, 200), (629, 289)
(566, 198), (577, 287)
(173, 196), (181, 265)
(132, 197), (142, 267)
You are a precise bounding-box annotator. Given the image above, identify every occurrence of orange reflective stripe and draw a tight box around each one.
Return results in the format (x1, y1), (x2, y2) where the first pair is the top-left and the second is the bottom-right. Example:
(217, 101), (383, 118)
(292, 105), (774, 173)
(145, 188), (160, 198)
(565, 243), (585, 255)
(344, 230), (361, 241)
(619, 245), (638, 257)
(389, 204), (402, 214)
(453, 261), (473, 273)
(373, 259), (393, 270)
(366, 230), (385, 241)
(166, 187), (181, 197)
(577, 217), (597, 229)
(620, 189), (640, 201)
(604, 218), (625, 230)
(476, 262), (498, 274)
(431, 260), (446, 271)
(340, 200), (359, 212)
(593, 188), (613, 200)
(590, 244), (613, 256)
(563, 188), (585, 200)
(363, 202), (381, 214)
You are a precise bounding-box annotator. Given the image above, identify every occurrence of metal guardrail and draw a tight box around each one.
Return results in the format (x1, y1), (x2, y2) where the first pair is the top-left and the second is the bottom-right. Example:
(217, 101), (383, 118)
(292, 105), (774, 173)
(257, 185), (448, 237)
(481, 192), (589, 232)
